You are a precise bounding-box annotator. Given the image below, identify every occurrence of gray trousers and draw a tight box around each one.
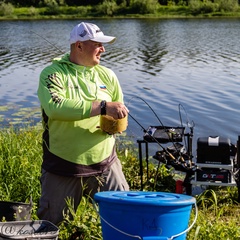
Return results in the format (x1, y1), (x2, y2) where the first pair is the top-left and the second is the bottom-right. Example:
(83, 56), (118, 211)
(37, 158), (129, 225)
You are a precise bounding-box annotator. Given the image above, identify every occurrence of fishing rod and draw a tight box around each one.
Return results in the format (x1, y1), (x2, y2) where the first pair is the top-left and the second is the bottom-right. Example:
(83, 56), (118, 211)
(128, 112), (176, 161)
(30, 30), (64, 54)
(127, 97), (194, 166)
(128, 96), (165, 127)
(127, 96), (189, 159)
(128, 111), (194, 191)
(5, 22), (65, 55)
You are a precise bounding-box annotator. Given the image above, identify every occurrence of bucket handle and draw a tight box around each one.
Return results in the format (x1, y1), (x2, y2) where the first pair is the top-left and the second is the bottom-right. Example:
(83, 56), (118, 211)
(168, 201), (198, 240)
(93, 200), (198, 240)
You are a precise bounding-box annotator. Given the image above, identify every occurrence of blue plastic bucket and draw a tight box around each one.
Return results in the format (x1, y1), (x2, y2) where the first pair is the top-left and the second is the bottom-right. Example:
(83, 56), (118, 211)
(94, 191), (196, 240)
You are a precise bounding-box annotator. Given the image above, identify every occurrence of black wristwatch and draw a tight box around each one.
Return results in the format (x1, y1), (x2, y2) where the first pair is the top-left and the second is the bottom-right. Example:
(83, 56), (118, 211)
(100, 100), (107, 115)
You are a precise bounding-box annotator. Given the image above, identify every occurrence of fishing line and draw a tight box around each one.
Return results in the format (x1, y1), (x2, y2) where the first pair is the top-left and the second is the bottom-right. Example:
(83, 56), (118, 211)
(4, 22), (65, 55)
(29, 29), (64, 55)
(178, 103), (195, 153)
(178, 103), (195, 131)
(127, 96), (189, 159)
(127, 96), (165, 126)
(127, 96), (183, 150)
(127, 97), (195, 188)
(128, 112), (176, 160)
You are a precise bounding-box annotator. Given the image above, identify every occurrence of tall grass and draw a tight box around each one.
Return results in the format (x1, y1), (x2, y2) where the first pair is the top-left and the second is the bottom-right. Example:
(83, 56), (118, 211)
(0, 127), (42, 206)
(0, 127), (240, 239)
(187, 188), (240, 239)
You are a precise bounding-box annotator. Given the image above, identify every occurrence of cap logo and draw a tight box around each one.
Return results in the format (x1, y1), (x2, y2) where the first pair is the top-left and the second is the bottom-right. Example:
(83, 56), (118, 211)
(96, 29), (102, 33)
(79, 30), (87, 38)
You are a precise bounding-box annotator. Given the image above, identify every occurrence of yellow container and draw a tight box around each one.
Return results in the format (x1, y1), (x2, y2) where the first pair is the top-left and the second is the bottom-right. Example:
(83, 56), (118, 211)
(100, 115), (128, 134)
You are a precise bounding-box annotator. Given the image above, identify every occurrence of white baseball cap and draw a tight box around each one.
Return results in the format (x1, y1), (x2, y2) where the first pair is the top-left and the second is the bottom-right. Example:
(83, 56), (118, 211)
(69, 22), (116, 44)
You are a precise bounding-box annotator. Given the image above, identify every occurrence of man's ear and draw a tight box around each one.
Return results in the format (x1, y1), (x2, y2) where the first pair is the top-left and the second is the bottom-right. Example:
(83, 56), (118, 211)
(77, 42), (82, 50)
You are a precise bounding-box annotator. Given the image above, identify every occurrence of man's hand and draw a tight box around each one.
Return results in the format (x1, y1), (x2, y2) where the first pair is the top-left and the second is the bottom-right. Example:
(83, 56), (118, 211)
(91, 101), (129, 119)
(105, 102), (129, 119)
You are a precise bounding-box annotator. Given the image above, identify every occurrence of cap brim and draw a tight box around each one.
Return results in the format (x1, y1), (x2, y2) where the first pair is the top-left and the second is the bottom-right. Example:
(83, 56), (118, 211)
(91, 36), (116, 44)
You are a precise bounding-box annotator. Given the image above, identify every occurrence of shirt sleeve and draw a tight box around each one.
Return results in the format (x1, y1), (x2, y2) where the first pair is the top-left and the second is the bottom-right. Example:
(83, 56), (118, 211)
(37, 65), (92, 121)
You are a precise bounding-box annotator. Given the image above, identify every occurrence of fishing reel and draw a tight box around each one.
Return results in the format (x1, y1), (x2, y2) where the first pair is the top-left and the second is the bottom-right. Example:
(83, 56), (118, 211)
(153, 143), (195, 173)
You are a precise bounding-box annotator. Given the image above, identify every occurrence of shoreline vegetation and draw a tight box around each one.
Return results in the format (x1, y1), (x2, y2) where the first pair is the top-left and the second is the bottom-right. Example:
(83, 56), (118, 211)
(1, 0), (240, 20)
(0, 126), (240, 239)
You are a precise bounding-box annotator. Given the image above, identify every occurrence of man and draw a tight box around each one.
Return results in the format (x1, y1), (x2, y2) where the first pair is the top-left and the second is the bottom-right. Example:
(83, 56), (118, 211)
(37, 22), (129, 225)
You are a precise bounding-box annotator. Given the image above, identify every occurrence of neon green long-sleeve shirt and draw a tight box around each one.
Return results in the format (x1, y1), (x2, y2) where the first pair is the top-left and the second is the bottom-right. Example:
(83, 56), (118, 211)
(37, 54), (124, 176)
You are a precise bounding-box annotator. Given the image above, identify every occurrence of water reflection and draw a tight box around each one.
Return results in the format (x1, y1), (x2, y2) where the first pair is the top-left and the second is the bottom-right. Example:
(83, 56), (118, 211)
(0, 19), (240, 153)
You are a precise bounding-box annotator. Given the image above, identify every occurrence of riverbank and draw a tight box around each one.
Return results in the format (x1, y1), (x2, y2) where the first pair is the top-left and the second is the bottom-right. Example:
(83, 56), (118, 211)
(0, 126), (240, 239)
(1, 5), (240, 21)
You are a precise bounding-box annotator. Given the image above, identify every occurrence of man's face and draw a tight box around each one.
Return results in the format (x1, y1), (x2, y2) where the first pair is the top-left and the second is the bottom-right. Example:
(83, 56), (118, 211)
(80, 40), (105, 67)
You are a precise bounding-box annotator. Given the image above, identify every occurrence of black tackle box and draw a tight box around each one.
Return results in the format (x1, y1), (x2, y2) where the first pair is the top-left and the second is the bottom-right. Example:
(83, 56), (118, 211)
(197, 136), (231, 164)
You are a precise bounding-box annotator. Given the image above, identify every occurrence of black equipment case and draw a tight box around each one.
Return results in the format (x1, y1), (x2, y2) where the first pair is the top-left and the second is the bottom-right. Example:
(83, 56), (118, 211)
(197, 136), (231, 164)
(196, 168), (231, 183)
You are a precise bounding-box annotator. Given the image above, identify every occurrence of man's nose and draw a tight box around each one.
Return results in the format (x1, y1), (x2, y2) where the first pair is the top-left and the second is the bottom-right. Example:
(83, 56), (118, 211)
(100, 46), (105, 52)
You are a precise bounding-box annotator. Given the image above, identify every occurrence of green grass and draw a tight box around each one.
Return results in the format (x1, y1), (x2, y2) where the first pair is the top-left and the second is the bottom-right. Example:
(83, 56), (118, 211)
(0, 126), (240, 239)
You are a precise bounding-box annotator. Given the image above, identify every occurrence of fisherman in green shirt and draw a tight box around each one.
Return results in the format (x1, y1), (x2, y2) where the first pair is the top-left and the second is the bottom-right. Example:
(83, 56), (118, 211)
(37, 22), (129, 225)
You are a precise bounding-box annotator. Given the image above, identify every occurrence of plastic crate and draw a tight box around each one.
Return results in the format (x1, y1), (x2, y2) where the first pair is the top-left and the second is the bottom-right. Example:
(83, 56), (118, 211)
(0, 220), (59, 239)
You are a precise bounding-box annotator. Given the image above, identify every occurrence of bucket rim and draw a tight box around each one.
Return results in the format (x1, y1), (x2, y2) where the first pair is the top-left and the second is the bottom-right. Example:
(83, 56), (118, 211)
(94, 191), (196, 206)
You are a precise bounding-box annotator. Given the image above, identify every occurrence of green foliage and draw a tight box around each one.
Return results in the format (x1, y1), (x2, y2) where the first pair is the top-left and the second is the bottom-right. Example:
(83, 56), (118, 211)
(189, 0), (239, 14)
(1, 128), (240, 239)
(0, 127), (42, 204)
(0, 1), (14, 16)
(58, 5), (90, 16)
(28, 6), (39, 16)
(97, 0), (118, 16)
(187, 188), (240, 239)
(189, 0), (218, 14)
(0, 0), (239, 19)
(43, 0), (59, 15)
(58, 197), (102, 239)
(214, 0), (239, 12)
(130, 0), (159, 14)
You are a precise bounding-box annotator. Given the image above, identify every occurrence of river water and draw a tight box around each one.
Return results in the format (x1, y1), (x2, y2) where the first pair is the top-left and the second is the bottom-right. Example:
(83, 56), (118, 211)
(0, 18), (240, 157)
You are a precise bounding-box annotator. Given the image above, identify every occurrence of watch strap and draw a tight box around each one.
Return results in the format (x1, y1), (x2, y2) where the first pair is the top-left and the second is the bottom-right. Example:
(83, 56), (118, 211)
(100, 100), (107, 115)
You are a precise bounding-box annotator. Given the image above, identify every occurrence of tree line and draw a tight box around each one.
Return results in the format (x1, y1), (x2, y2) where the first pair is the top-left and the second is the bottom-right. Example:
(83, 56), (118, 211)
(0, 0), (239, 17)
(2, 0), (239, 8)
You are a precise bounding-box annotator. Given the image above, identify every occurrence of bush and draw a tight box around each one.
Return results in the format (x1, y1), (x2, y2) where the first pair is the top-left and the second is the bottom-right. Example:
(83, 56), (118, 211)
(60, 5), (89, 16)
(214, 0), (239, 12)
(0, 1), (14, 16)
(43, 0), (59, 15)
(189, 0), (218, 14)
(28, 6), (39, 16)
(130, 0), (159, 14)
(97, 0), (118, 16)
